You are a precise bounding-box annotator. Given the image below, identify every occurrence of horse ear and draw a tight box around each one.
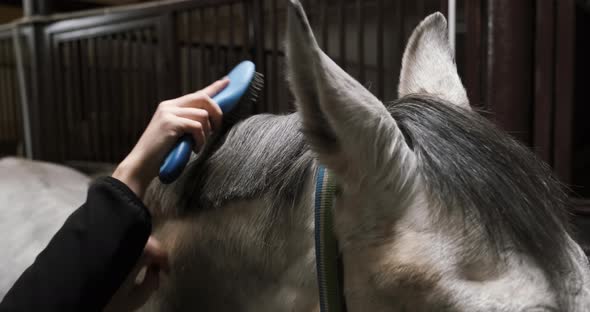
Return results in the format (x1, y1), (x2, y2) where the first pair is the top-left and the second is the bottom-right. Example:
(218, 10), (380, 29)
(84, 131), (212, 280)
(286, 0), (416, 187)
(398, 13), (470, 109)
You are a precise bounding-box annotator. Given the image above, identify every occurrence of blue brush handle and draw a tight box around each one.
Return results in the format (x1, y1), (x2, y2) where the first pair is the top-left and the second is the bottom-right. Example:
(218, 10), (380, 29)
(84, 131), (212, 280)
(158, 61), (256, 184)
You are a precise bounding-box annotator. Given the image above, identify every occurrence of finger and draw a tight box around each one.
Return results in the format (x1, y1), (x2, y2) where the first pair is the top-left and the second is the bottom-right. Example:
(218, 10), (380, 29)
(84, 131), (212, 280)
(201, 78), (230, 97)
(173, 93), (223, 131)
(178, 117), (206, 154)
(166, 107), (212, 137)
(144, 237), (170, 274)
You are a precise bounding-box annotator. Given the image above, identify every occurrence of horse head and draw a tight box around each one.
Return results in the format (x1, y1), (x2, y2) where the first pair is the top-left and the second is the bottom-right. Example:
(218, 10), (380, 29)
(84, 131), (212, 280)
(286, 0), (590, 310)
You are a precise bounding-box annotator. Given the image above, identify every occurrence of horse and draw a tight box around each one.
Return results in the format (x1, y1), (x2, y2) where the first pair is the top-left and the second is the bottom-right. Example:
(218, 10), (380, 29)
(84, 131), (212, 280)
(140, 1), (590, 311)
(0, 157), (89, 299)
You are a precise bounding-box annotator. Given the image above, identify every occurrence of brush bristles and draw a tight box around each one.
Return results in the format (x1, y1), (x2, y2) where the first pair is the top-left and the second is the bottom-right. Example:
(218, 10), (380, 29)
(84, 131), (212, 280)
(223, 72), (265, 126)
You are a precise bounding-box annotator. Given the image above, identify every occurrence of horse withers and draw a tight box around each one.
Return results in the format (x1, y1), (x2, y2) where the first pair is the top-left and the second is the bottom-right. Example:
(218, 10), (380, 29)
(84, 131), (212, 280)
(141, 1), (590, 311)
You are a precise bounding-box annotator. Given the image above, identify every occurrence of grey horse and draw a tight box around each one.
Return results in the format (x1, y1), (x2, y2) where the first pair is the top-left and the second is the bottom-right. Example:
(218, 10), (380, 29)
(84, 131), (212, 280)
(0, 157), (89, 299)
(138, 1), (590, 311)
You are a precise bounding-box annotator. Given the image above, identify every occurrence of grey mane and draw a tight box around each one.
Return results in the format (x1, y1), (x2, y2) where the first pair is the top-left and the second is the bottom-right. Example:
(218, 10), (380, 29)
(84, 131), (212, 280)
(389, 94), (574, 295)
(153, 113), (314, 215)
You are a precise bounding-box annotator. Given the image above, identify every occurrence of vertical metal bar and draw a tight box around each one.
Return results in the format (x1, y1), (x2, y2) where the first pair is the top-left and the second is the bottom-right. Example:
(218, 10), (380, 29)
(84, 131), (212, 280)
(81, 38), (90, 160)
(3, 39), (8, 140)
(121, 32), (131, 153)
(242, 1), (250, 59)
(448, 0), (456, 54)
(61, 41), (72, 160)
(144, 28), (154, 117)
(113, 33), (124, 161)
(146, 28), (158, 117)
(533, 0), (555, 164)
(185, 11), (193, 92)
(5, 39), (12, 141)
(11, 40), (21, 144)
(357, 0), (364, 82)
(9, 39), (16, 140)
(6, 40), (14, 141)
(272, 0), (278, 111)
(399, 0), (405, 56)
(132, 30), (142, 142)
(87, 38), (97, 161)
(12, 28), (33, 158)
(62, 41), (72, 159)
(4, 40), (11, 141)
(9, 39), (15, 140)
(214, 5), (220, 78)
(56, 41), (67, 161)
(377, 0), (384, 99)
(8, 38), (15, 140)
(553, 0), (575, 182)
(98, 36), (107, 161)
(79, 39), (89, 161)
(138, 31), (148, 133)
(88, 37), (99, 161)
(339, 0), (346, 70)
(221, 5), (228, 71)
(156, 13), (180, 103)
(321, 0), (328, 52)
(113, 34), (122, 161)
(116, 33), (126, 160)
(200, 8), (209, 85)
(193, 10), (200, 87)
(24, 23), (45, 159)
(75, 39), (86, 161)
(10, 39), (16, 140)
(101, 36), (113, 162)
(484, 0), (494, 112)
(485, 0), (534, 144)
(85, 39), (93, 161)
(3, 40), (12, 141)
(229, 3), (235, 66)
(0, 40), (7, 140)
(94, 36), (107, 162)
(464, 0), (482, 106)
(23, 0), (50, 16)
(56, 41), (66, 159)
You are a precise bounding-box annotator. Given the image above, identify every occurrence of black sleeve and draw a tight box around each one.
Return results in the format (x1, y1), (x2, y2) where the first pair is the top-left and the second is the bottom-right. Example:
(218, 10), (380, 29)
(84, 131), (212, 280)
(0, 176), (152, 312)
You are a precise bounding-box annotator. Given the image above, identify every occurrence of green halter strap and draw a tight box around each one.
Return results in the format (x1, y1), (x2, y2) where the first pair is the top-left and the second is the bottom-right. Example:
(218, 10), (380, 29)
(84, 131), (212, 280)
(314, 165), (346, 312)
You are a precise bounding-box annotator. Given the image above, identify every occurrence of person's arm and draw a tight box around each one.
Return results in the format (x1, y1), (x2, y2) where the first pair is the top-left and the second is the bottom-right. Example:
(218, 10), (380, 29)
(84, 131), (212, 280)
(0, 78), (229, 312)
(0, 177), (151, 312)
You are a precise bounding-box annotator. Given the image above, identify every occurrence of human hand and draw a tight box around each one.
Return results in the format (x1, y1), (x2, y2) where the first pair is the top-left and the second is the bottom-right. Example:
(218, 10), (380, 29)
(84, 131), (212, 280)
(112, 78), (229, 198)
(103, 237), (169, 312)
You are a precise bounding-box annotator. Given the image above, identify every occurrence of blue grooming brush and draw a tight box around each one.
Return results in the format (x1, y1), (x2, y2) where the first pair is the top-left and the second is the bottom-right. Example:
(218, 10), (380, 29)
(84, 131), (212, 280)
(159, 61), (263, 184)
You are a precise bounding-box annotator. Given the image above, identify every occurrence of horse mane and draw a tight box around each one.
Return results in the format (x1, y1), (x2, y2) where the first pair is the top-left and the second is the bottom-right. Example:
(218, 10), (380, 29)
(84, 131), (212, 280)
(149, 113), (314, 216)
(389, 94), (574, 291)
